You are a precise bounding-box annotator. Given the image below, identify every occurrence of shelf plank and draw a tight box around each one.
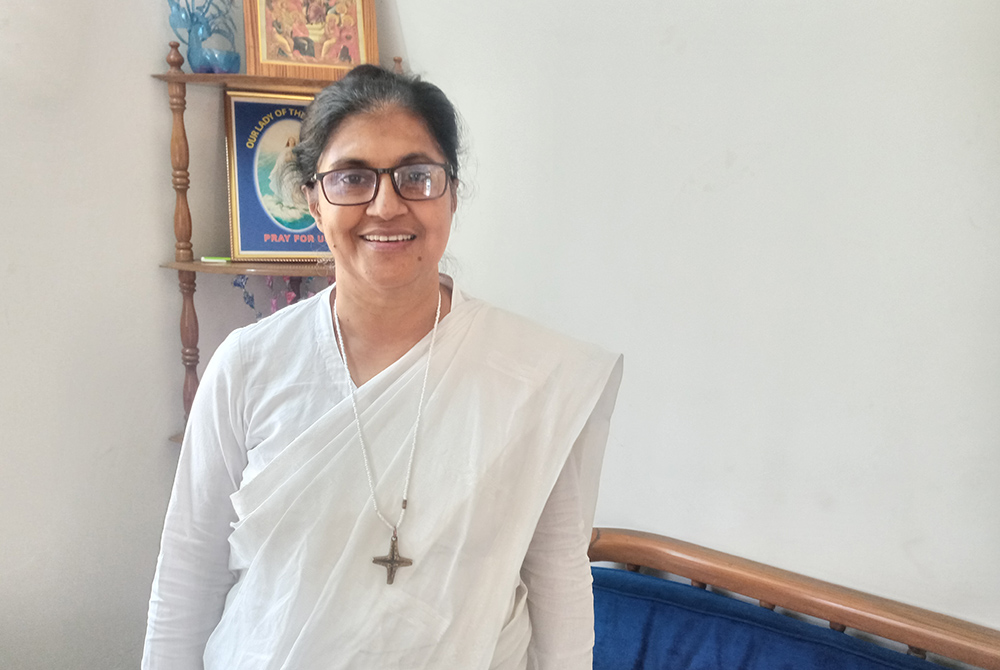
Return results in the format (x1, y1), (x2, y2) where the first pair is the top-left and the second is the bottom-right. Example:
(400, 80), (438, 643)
(152, 72), (330, 94)
(162, 260), (334, 278)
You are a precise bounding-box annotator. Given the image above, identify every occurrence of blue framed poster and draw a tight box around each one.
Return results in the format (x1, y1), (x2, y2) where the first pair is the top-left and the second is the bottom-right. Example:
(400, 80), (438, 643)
(224, 90), (332, 261)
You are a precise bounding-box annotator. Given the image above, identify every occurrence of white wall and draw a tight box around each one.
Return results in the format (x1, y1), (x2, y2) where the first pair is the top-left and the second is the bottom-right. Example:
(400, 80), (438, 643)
(0, 2), (250, 668)
(0, 1), (995, 667)
(388, 0), (1000, 628)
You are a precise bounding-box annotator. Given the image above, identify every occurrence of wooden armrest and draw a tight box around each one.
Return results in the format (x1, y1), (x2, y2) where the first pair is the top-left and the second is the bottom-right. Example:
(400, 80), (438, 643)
(589, 528), (1000, 670)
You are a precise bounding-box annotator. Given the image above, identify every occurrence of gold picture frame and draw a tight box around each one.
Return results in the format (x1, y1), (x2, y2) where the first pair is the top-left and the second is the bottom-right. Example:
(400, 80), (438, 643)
(225, 89), (334, 262)
(243, 0), (378, 80)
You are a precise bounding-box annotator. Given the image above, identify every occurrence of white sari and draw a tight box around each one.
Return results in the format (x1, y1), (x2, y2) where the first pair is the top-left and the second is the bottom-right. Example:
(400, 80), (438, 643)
(153, 285), (622, 670)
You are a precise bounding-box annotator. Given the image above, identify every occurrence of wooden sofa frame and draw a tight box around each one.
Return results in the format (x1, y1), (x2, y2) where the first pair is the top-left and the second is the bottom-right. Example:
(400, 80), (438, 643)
(589, 528), (1000, 670)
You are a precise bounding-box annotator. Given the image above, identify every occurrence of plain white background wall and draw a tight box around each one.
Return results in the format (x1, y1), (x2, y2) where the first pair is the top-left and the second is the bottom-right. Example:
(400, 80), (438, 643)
(404, 0), (1000, 628)
(0, 1), (996, 667)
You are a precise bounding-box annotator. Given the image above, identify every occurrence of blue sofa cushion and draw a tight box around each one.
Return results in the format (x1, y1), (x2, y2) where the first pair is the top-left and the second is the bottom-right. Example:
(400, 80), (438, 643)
(593, 566), (940, 670)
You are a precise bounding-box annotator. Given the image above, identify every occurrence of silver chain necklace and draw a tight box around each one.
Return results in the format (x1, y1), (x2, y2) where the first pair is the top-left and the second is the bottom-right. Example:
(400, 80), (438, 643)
(332, 287), (442, 584)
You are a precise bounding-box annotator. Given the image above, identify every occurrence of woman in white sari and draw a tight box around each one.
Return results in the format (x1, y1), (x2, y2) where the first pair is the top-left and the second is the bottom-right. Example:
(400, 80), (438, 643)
(143, 65), (623, 670)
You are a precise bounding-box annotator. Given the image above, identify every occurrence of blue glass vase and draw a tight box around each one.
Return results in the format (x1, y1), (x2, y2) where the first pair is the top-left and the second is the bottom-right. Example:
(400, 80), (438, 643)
(168, 0), (241, 74)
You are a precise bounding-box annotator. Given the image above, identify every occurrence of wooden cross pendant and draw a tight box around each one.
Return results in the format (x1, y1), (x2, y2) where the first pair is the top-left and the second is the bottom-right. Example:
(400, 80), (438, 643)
(373, 531), (412, 585)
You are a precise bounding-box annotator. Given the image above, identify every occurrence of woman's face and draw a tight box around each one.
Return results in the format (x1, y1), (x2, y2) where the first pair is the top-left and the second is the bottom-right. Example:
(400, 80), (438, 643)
(307, 106), (456, 295)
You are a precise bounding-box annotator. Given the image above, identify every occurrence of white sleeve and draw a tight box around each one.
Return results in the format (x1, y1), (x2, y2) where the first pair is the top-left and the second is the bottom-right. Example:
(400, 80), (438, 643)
(142, 331), (249, 670)
(521, 357), (623, 670)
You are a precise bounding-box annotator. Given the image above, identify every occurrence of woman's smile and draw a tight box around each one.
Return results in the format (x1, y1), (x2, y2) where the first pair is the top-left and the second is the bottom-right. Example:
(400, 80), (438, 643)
(361, 233), (417, 242)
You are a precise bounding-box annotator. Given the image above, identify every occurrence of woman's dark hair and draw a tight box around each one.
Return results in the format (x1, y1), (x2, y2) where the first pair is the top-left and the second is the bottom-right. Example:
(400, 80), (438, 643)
(293, 65), (462, 186)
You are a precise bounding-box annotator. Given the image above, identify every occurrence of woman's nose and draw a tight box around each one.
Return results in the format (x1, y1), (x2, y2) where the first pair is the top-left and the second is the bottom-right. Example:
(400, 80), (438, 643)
(366, 173), (408, 219)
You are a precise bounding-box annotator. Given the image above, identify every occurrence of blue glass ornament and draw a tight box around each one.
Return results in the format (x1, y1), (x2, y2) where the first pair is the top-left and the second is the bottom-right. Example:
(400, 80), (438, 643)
(168, 0), (240, 74)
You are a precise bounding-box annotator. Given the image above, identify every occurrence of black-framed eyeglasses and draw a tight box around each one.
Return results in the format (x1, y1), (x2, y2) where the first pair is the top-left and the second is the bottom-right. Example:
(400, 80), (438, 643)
(311, 162), (454, 206)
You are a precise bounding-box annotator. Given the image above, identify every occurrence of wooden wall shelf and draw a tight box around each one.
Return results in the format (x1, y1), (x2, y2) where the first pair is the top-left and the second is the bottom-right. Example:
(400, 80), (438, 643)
(162, 261), (333, 278)
(151, 71), (330, 94)
(156, 42), (336, 421)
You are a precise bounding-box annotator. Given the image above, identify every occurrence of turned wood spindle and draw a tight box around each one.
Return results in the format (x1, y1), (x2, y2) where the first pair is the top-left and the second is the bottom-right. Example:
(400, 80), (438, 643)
(165, 42), (201, 419)
(392, 57), (403, 74)
(179, 271), (200, 419)
(167, 43), (193, 264)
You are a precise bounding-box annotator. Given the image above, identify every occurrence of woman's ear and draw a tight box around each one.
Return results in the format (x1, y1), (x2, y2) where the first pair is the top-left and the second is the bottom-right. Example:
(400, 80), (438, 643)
(450, 179), (459, 214)
(304, 184), (321, 222)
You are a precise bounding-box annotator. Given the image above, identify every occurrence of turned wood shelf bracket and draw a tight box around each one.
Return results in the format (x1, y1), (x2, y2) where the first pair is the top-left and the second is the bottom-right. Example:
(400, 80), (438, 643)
(165, 43), (200, 419)
(155, 44), (379, 425)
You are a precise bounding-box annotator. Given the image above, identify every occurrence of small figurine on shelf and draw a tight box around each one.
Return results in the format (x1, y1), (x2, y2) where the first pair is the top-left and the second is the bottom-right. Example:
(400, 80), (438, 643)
(167, 0), (241, 74)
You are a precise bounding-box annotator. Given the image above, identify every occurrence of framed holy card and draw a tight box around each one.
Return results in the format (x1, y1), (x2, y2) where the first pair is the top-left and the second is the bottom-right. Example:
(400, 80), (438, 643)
(243, 0), (378, 80)
(224, 90), (334, 262)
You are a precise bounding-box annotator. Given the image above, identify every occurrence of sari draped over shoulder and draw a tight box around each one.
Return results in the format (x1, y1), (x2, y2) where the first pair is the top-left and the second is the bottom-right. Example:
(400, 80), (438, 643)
(202, 295), (622, 670)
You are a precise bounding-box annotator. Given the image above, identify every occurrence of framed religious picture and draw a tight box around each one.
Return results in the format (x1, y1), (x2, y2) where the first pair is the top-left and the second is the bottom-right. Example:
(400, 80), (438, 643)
(243, 0), (378, 80)
(224, 90), (333, 262)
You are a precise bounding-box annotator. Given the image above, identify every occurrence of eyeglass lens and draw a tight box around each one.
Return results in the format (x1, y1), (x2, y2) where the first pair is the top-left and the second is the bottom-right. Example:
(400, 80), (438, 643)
(321, 164), (448, 205)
